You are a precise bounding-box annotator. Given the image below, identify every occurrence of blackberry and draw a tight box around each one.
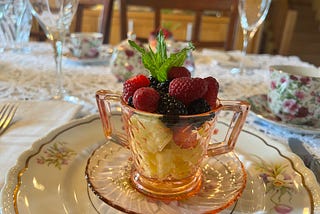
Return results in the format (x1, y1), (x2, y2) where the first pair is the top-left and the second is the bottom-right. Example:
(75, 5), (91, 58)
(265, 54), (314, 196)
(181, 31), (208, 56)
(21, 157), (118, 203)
(149, 76), (170, 94)
(187, 99), (215, 128)
(187, 98), (211, 114)
(149, 76), (158, 87)
(128, 96), (134, 107)
(157, 93), (188, 115)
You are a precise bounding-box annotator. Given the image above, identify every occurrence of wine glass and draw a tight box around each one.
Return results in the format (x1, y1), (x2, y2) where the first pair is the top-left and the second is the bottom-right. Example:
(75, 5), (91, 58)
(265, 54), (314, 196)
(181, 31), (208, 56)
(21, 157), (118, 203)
(0, 0), (12, 52)
(28, 0), (79, 102)
(0, 0), (11, 20)
(233, 0), (271, 74)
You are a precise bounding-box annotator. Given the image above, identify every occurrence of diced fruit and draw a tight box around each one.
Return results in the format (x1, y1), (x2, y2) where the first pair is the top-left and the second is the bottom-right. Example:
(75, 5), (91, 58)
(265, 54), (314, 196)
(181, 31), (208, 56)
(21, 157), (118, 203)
(169, 77), (208, 105)
(167, 66), (191, 80)
(123, 74), (150, 102)
(172, 125), (198, 149)
(129, 114), (173, 153)
(203, 77), (219, 108)
(133, 87), (160, 112)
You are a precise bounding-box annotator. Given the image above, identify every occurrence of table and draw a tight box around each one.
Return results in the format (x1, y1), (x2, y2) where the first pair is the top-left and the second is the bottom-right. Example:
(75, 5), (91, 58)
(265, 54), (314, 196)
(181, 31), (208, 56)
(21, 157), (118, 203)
(0, 42), (319, 211)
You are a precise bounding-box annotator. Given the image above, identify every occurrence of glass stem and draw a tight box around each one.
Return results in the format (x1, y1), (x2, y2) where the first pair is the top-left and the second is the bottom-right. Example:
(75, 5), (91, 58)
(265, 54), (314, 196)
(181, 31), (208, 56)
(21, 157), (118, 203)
(240, 29), (257, 75)
(53, 38), (65, 100)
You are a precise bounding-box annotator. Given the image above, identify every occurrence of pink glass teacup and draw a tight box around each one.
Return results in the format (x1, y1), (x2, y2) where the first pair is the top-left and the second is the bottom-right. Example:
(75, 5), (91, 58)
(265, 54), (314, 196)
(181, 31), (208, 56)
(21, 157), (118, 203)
(96, 89), (250, 200)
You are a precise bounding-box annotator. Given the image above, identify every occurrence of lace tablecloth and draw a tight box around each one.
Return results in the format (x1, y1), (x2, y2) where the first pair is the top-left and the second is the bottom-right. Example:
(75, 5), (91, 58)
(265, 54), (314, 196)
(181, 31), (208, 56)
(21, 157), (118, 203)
(0, 42), (319, 180)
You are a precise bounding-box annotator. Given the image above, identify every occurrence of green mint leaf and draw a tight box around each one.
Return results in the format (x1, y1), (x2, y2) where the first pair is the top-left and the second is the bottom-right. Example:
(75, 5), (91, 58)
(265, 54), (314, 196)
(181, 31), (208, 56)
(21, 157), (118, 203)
(156, 32), (167, 64)
(156, 43), (195, 82)
(128, 32), (195, 82)
(128, 40), (145, 54)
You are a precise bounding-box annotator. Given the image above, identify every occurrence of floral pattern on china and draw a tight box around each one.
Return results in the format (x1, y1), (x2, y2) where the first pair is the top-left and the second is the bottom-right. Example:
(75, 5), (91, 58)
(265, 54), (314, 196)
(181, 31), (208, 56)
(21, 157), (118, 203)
(110, 34), (149, 82)
(267, 65), (320, 127)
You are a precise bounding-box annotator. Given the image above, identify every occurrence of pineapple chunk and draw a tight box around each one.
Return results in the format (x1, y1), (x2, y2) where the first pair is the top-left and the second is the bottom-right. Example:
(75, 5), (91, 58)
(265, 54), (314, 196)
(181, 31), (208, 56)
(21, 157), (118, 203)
(129, 114), (173, 153)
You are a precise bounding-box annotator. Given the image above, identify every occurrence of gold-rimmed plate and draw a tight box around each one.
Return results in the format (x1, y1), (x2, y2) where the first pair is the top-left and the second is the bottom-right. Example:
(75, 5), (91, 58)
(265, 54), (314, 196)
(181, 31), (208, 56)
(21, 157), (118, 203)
(0, 115), (319, 213)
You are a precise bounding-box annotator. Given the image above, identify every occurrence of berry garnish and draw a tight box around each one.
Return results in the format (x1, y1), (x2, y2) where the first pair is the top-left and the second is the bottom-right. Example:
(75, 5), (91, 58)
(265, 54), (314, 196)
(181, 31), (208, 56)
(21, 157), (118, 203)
(133, 87), (160, 112)
(157, 93), (188, 115)
(167, 66), (191, 80)
(169, 77), (208, 105)
(149, 77), (170, 94)
(187, 98), (211, 115)
(123, 74), (150, 102)
(203, 77), (219, 108)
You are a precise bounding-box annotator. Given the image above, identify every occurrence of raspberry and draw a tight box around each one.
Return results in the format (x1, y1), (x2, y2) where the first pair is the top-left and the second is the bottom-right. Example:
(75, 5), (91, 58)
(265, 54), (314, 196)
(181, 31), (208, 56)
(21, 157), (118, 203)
(133, 87), (160, 112)
(169, 77), (208, 105)
(167, 66), (191, 80)
(202, 77), (219, 108)
(123, 74), (150, 102)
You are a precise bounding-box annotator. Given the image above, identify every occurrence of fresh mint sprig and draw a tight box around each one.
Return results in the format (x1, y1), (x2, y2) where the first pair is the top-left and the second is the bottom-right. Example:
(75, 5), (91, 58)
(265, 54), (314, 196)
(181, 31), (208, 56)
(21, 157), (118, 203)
(128, 31), (195, 82)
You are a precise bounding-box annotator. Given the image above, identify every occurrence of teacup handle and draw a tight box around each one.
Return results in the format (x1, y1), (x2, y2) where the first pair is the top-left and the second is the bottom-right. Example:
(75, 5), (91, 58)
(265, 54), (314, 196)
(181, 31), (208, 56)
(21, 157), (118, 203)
(96, 89), (130, 148)
(207, 100), (250, 156)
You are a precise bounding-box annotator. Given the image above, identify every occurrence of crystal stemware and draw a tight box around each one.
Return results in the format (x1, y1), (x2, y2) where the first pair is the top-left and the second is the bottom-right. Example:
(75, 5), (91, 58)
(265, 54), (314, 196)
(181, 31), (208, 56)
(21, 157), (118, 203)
(233, 0), (271, 74)
(0, 0), (11, 20)
(28, 0), (79, 102)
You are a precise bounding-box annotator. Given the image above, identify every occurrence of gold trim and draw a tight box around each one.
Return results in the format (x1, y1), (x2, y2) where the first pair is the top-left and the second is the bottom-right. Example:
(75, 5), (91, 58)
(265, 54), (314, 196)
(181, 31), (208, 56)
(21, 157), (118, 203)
(13, 117), (99, 214)
(241, 129), (315, 214)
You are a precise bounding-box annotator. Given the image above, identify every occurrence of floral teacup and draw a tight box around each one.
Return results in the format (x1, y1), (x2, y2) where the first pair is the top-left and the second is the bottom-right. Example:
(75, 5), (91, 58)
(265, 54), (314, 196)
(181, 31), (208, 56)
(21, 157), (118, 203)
(69, 32), (103, 59)
(268, 65), (320, 126)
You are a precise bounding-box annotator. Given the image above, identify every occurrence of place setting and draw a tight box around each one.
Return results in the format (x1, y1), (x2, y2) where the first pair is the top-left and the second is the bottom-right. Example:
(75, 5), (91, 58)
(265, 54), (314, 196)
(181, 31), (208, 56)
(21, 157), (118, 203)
(1, 32), (320, 214)
(1, 0), (320, 213)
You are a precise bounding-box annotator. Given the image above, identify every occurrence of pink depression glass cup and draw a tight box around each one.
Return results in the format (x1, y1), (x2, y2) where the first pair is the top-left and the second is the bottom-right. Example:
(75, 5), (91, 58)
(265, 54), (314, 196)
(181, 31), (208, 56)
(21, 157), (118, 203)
(96, 89), (250, 200)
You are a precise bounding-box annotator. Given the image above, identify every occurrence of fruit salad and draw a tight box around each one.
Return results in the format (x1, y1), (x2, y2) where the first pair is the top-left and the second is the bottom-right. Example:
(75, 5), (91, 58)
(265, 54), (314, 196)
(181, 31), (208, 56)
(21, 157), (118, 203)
(122, 32), (219, 180)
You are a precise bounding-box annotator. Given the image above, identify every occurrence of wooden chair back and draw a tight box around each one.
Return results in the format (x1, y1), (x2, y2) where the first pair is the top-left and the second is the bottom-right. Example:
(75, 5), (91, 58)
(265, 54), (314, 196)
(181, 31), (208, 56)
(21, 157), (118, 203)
(118, 0), (239, 50)
(76, 0), (114, 44)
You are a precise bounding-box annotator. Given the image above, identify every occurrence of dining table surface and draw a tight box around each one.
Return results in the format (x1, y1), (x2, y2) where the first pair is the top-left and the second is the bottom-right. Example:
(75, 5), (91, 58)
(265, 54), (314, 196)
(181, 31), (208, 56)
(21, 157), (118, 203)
(0, 41), (320, 213)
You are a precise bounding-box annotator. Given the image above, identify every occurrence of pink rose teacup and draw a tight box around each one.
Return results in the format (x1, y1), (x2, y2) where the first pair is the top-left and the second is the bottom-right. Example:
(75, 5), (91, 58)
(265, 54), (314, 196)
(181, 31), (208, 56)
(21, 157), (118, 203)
(268, 65), (320, 126)
(69, 32), (103, 59)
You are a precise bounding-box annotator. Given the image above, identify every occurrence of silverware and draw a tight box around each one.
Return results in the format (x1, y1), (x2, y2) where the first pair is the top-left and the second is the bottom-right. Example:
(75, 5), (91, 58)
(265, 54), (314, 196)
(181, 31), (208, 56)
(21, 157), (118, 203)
(288, 138), (320, 183)
(0, 103), (18, 135)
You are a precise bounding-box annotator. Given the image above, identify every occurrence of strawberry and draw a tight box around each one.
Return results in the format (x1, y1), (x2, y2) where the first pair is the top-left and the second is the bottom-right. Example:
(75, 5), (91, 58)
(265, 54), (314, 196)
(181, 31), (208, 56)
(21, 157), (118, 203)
(133, 87), (160, 112)
(169, 77), (208, 105)
(202, 77), (219, 108)
(167, 66), (191, 80)
(172, 125), (198, 149)
(123, 74), (150, 102)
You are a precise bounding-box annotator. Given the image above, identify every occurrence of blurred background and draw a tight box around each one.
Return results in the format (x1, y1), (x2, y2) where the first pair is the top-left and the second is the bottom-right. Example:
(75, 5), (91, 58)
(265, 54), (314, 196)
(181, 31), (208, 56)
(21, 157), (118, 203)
(28, 0), (320, 67)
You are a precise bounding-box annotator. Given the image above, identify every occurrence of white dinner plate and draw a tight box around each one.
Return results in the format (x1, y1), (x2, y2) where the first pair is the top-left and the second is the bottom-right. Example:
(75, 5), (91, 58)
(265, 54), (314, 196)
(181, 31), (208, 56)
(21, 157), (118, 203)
(1, 115), (319, 213)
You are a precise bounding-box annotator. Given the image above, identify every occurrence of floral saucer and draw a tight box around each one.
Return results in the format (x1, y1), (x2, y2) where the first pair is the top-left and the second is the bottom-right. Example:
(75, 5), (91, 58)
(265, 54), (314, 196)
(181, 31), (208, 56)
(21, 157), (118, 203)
(247, 94), (320, 134)
(85, 141), (247, 214)
(63, 46), (113, 65)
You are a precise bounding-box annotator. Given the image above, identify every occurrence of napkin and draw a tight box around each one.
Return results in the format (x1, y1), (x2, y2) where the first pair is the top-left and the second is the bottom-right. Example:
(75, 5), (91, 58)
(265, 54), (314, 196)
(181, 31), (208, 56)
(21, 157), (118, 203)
(0, 100), (82, 188)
